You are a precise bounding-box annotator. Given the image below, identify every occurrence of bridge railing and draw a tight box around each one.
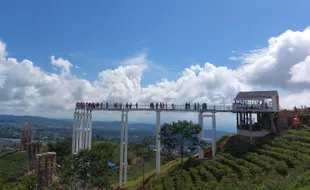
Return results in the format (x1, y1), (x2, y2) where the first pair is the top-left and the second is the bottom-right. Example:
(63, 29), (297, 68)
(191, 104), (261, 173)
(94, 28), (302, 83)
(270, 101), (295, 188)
(232, 103), (279, 112)
(76, 103), (233, 112)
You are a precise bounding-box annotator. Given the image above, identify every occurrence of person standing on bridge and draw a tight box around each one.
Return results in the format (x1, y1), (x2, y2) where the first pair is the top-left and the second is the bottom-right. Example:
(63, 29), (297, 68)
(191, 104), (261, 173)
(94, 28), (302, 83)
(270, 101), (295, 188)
(165, 102), (167, 109)
(106, 102), (109, 109)
(194, 103), (196, 110)
(156, 103), (158, 109)
(126, 102), (129, 109)
(136, 102), (138, 109)
(129, 102), (132, 109)
(185, 103), (188, 109)
(172, 103), (174, 109)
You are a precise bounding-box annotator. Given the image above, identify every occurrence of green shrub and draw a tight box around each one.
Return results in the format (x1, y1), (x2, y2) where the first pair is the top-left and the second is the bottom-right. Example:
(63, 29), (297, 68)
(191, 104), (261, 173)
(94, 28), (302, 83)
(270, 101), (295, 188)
(274, 161), (289, 176)
(162, 176), (173, 190)
(198, 166), (215, 182)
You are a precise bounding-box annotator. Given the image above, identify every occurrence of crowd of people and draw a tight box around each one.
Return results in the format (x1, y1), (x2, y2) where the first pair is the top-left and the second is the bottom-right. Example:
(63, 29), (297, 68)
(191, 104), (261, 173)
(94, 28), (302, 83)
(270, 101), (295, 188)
(75, 102), (209, 110)
(232, 101), (271, 110)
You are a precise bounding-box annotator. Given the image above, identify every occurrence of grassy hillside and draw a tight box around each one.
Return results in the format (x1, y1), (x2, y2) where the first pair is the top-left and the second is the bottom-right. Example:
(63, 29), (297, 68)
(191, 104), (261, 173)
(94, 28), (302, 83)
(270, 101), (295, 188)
(91, 141), (173, 185)
(147, 127), (310, 190)
(0, 151), (27, 181)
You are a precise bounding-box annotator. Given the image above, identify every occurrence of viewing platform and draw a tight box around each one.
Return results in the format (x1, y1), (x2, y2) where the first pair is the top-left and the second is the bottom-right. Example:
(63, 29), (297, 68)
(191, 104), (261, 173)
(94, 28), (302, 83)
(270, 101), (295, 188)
(232, 91), (280, 113)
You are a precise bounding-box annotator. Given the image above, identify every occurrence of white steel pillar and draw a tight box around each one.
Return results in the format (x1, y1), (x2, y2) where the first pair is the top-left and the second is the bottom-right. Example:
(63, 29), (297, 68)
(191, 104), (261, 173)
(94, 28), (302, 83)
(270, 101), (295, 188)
(78, 110), (83, 151)
(72, 110), (77, 154)
(76, 112), (80, 152)
(119, 111), (125, 186)
(198, 112), (204, 159)
(212, 112), (216, 157)
(88, 111), (92, 149)
(124, 111), (129, 184)
(156, 111), (161, 174)
(81, 109), (86, 149)
(249, 113), (253, 140)
(85, 111), (89, 149)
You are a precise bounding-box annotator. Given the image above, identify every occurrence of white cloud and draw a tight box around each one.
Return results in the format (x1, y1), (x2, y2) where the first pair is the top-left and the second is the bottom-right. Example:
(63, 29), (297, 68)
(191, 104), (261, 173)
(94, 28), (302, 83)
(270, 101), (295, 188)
(289, 56), (310, 83)
(0, 41), (8, 58)
(1, 26), (310, 122)
(237, 27), (310, 91)
(50, 55), (73, 73)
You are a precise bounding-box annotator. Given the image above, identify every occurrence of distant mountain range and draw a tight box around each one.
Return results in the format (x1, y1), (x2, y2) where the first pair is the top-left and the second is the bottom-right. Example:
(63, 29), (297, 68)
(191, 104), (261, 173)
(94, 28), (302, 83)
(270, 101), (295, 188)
(0, 114), (234, 139)
(0, 115), (70, 126)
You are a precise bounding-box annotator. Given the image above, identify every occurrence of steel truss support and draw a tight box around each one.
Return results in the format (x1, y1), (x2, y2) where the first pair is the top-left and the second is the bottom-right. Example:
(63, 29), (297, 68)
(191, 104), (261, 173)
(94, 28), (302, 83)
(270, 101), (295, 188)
(198, 112), (204, 159)
(200, 112), (217, 158)
(119, 110), (129, 186)
(72, 108), (92, 154)
(156, 111), (161, 174)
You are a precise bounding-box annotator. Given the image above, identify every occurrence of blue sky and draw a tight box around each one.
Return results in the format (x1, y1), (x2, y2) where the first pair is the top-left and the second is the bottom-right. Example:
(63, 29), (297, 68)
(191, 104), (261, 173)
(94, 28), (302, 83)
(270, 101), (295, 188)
(1, 1), (310, 131)
(1, 0), (309, 85)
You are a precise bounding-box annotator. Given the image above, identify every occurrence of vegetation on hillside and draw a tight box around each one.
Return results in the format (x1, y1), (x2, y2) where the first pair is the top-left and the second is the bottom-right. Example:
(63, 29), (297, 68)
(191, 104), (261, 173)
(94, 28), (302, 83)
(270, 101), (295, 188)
(160, 120), (202, 167)
(0, 151), (27, 182)
(148, 126), (310, 190)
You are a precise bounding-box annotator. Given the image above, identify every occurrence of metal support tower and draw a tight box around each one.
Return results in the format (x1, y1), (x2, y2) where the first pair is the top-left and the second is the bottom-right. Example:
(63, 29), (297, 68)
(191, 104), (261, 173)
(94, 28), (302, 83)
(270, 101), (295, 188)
(72, 108), (92, 154)
(119, 110), (129, 186)
(249, 113), (252, 140)
(156, 111), (161, 174)
(202, 112), (217, 158)
(212, 112), (216, 157)
(198, 112), (204, 159)
(124, 111), (129, 184)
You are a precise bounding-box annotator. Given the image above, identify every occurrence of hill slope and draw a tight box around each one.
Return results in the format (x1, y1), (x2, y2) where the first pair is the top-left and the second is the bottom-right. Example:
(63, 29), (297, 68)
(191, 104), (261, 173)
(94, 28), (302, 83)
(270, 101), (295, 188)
(0, 151), (27, 181)
(147, 127), (310, 190)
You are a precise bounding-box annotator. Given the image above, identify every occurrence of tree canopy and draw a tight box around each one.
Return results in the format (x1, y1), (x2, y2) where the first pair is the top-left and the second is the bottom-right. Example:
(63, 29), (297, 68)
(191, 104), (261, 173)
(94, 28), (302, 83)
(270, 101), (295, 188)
(159, 120), (202, 165)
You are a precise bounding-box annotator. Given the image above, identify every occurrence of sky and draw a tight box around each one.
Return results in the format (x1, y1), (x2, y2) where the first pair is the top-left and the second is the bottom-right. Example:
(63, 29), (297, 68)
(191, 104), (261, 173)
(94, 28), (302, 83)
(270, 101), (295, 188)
(0, 1), (310, 131)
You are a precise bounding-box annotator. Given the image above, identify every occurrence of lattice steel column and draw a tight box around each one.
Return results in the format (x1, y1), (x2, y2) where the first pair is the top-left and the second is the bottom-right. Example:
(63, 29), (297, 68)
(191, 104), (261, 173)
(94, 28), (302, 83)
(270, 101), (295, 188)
(88, 111), (92, 149)
(119, 111), (125, 186)
(156, 111), (161, 174)
(249, 113), (253, 140)
(78, 110), (84, 151)
(198, 112), (204, 159)
(83, 110), (89, 149)
(124, 111), (129, 184)
(212, 112), (216, 157)
(72, 110), (77, 154)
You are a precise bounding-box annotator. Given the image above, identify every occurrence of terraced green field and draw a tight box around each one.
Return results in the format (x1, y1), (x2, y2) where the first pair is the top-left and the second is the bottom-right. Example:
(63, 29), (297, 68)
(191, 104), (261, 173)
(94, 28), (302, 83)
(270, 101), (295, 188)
(0, 151), (27, 181)
(148, 127), (310, 190)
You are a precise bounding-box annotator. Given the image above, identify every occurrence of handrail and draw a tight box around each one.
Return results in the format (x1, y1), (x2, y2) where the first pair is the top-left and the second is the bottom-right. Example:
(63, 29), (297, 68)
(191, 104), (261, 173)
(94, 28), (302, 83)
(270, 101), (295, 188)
(75, 103), (233, 112)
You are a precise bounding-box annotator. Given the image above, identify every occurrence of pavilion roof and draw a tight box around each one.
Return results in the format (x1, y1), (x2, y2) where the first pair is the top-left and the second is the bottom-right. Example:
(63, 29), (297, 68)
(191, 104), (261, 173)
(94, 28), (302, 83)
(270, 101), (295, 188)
(235, 90), (278, 99)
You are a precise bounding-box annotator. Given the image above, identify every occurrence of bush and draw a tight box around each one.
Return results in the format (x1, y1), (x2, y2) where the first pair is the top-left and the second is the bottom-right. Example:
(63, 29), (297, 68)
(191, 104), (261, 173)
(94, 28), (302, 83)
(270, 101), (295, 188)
(274, 161), (289, 176)
(198, 166), (215, 182)
(162, 176), (173, 190)
(174, 170), (192, 190)
(292, 171), (310, 189)
(149, 178), (163, 190)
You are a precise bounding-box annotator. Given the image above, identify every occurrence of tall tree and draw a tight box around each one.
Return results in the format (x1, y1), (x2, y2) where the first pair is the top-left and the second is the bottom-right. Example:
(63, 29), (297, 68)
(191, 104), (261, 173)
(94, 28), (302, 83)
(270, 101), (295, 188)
(46, 137), (72, 165)
(90, 142), (114, 189)
(73, 149), (92, 190)
(159, 120), (202, 166)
